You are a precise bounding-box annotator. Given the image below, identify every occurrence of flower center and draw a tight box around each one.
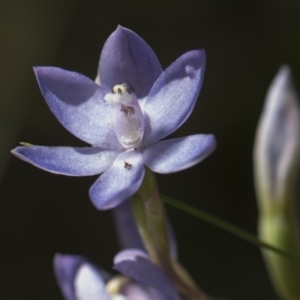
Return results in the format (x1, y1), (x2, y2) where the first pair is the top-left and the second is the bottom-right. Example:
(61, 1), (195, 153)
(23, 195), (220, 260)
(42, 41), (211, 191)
(106, 275), (130, 300)
(104, 83), (144, 149)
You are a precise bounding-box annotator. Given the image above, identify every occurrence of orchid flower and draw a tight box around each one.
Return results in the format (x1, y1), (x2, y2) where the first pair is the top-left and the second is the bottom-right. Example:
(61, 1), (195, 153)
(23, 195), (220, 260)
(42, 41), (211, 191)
(54, 197), (180, 300)
(54, 251), (180, 300)
(11, 26), (216, 210)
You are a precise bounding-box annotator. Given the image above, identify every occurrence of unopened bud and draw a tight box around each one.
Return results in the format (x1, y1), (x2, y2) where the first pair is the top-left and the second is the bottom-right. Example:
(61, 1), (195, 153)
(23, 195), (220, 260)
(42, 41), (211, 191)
(254, 66), (300, 300)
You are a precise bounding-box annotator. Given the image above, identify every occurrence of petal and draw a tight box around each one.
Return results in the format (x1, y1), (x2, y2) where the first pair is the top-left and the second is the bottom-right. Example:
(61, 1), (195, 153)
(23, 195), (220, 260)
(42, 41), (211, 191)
(113, 201), (178, 259)
(99, 26), (163, 98)
(74, 264), (110, 300)
(11, 145), (120, 176)
(123, 283), (169, 300)
(113, 200), (146, 250)
(53, 254), (86, 300)
(123, 283), (154, 300)
(254, 66), (300, 203)
(54, 254), (110, 300)
(114, 249), (179, 300)
(167, 222), (178, 260)
(143, 134), (216, 174)
(89, 150), (144, 210)
(143, 50), (206, 146)
(34, 67), (122, 149)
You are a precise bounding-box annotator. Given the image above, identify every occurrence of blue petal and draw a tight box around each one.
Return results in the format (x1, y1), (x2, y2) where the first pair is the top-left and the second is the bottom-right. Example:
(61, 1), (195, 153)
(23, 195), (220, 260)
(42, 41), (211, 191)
(99, 26), (163, 99)
(113, 201), (178, 259)
(167, 222), (178, 260)
(11, 145), (120, 176)
(89, 151), (144, 210)
(123, 283), (169, 300)
(53, 254), (86, 300)
(34, 67), (122, 149)
(54, 254), (110, 300)
(74, 264), (110, 300)
(143, 134), (216, 173)
(114, 249), (179, 300)
(113, 201), (146, 250)
(143, 50), (206, 146)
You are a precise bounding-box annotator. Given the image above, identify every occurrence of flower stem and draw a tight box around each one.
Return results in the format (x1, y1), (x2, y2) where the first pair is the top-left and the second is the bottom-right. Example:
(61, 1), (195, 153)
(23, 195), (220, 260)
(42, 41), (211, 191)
(132, 168), (212, 300)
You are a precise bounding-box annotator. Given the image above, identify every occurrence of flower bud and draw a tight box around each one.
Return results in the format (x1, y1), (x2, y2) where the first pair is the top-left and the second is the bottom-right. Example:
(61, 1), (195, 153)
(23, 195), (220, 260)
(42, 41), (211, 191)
(254, 66), (300, 300)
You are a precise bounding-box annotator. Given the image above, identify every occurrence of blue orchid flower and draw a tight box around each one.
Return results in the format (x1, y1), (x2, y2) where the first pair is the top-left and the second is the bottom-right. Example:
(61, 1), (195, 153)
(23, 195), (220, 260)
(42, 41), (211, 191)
(54, 251), (180, 300)
(12, 26), (216, 210)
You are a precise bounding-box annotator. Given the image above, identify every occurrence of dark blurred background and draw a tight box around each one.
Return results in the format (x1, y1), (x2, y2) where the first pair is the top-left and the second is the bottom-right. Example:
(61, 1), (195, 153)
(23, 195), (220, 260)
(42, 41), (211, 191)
(1, 0), (300, 299)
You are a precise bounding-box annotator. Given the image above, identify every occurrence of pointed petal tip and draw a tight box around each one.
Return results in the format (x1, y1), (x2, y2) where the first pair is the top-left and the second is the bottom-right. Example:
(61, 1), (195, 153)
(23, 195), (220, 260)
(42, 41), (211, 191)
(54, 252), (73, 262)
(34, 66), (66, 80)
(54, 252), (74, 272)
(33, 66), (58, 87)
(33, 66), (40, 79)
(54, 252), (62, 260)
(276, 65), (292, 83)
(53, 252), (64, 267)
(268, 64), (296, 103)
(33, 66), (48, 77)
(10, 146), (29, 161)
(112, 25), (133, 40)
(10, 147), (23, 158)
(54, 252), (77, 261)
(116, 24), (125, 31)
(53, 252), (86, 271)
(115, 25), (133, 35)
(278, 64), (291, 75)
(33, 67), (46, 86)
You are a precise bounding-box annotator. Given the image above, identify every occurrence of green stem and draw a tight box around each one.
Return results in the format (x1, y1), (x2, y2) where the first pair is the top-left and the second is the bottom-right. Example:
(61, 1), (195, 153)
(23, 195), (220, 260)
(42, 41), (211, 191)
(132, 169), (212, 299)
(132, 168), (170, 266)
